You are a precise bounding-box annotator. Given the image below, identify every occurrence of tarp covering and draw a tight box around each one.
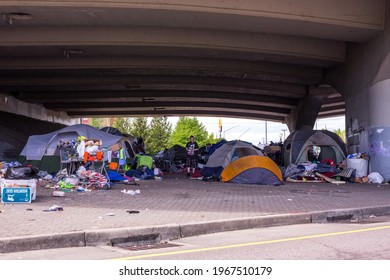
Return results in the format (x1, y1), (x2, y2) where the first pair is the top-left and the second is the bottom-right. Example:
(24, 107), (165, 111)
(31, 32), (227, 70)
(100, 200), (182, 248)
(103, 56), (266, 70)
(161, 144), (187, 163)
(202, 140), (263, 177)
(20, 124), (130, 161)
(221, 155), (283, 185)
(100, 126), (124, 136)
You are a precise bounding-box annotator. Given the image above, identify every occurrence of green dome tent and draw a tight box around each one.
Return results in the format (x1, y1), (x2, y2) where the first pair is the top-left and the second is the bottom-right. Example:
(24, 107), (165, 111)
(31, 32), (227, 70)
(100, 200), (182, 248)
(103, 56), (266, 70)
(282, 128), (347, 166)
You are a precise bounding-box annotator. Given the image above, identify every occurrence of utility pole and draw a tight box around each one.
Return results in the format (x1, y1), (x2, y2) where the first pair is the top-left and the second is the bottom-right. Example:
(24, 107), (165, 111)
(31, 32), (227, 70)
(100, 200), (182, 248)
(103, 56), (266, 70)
(281, 129), (287, 141)
(265, 121), (268, 145)
(218, 118), (222, 139)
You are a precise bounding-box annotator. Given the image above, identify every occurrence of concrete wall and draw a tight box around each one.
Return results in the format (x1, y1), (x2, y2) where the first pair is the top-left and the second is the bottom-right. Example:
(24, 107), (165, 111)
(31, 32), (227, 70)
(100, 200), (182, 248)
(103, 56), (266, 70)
(325, 1), (390, 180)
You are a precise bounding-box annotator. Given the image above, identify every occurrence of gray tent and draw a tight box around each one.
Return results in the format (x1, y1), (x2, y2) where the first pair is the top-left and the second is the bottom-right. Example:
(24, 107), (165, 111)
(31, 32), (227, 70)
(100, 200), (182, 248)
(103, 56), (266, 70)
(282, 128), (347, 166)
(202, 140), (264, 177)
(19, 124), (135, 172)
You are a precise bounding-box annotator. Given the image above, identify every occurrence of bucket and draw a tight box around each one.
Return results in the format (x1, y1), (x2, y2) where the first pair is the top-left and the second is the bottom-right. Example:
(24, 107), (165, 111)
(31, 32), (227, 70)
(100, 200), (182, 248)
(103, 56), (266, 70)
(83, 152), (89, 164)
(96, 151), (103, 161)
(109, 162), (118, 170)
(347, 158), (368, 177)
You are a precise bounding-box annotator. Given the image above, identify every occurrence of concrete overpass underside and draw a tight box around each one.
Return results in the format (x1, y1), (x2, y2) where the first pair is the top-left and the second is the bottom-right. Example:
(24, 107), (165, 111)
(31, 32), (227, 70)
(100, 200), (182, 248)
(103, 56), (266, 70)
(0, 1), (385, 129)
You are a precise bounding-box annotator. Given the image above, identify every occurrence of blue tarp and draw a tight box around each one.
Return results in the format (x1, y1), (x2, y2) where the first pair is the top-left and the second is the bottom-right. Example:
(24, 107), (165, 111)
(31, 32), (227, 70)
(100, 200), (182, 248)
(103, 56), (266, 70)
(108, 170), (127, 181)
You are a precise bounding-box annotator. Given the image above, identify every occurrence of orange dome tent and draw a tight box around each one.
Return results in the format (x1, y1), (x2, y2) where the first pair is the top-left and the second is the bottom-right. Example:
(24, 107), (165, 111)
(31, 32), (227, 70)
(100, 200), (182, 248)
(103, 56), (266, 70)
(221, 155), (283, 186)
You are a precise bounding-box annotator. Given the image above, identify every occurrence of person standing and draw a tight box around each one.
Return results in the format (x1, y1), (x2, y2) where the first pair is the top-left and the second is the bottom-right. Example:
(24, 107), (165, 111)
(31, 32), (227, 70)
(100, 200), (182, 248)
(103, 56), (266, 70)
(186, 135), (199, 177)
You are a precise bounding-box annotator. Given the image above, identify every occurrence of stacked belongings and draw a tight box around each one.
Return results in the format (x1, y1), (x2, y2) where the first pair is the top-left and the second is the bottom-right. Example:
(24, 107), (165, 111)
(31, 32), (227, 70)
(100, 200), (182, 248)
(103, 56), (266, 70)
(283, 159), (350, 184)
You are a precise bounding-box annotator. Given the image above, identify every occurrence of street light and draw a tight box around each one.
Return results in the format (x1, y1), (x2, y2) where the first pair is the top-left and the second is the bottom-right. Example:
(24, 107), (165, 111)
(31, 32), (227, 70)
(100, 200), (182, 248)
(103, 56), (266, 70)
(281, 129), (287, 141)
(223, 125), (240, 139)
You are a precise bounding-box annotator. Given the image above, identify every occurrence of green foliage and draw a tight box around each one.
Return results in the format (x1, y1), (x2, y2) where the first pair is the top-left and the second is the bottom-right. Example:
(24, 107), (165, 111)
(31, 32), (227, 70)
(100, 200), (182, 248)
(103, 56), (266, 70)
(206, 132), (222, 145)
(333, 128), (346, 142)
(169, 117), (209, 147)
(90, 118), (106, 129)
(113, 117), (132, 134)
(129, 117), (149, 141)
(146, 117), (172, 155)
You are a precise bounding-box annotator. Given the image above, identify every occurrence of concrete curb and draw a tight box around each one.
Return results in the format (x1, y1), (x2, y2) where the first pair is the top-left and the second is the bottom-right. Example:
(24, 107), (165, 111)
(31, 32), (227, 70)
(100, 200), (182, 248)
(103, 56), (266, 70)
(2, 205), (390, 254)
(180, 213), (311, 238)
(85, 224), (182, 246)
(0, 231), (85, 254)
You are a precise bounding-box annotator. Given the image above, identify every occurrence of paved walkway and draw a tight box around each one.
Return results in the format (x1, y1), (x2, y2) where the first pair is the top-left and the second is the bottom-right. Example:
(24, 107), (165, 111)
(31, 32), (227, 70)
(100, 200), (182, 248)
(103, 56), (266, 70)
(1, 174), (390, 253)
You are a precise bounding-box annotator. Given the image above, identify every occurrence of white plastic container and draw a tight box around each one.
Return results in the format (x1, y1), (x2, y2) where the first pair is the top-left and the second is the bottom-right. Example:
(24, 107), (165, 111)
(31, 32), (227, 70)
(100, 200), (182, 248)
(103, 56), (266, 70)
(347, 158), (368, 177)
(0, 179), (37, 200)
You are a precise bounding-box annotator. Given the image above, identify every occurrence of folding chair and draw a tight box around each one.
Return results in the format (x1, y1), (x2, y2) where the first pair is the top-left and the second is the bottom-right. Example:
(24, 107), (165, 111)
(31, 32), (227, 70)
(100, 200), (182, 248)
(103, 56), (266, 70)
(59, 148), (72, 174)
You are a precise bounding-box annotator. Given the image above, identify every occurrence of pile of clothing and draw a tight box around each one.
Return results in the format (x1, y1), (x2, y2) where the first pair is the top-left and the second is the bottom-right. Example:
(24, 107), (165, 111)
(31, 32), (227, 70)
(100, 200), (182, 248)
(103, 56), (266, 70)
(284, 159), (353, 183)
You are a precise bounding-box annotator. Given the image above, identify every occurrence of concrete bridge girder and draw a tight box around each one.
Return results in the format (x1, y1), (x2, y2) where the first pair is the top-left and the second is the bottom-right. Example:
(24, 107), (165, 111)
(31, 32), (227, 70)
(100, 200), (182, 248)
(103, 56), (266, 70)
(0, 0), (383, 42)
(0, 27), (346, 65)
(2, 0), (382, 158)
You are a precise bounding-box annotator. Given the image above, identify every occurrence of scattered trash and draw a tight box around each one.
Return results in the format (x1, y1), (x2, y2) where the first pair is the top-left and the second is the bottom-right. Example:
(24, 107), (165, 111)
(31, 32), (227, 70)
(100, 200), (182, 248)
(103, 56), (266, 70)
(105, 213), (115, 216)
(368, 172), (384, 184)
(52, 191), (65, 197)
(0, 210), (3, 213)
(124, 181), (139, 186)
(316, 172), (345, 185)
(127, 210), (140, 214)
(43, 205), (63, 212)
(26, 208), (33, 211)
(369, 215), (376, 218)
(43, 174), (53, 180)
(287, 198), (293, 201)
(121, 189), (140, 195)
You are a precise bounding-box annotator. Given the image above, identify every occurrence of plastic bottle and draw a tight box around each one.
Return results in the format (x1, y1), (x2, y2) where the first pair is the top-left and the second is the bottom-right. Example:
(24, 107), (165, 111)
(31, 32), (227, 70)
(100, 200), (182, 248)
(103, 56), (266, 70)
(53, 191), (65, 197)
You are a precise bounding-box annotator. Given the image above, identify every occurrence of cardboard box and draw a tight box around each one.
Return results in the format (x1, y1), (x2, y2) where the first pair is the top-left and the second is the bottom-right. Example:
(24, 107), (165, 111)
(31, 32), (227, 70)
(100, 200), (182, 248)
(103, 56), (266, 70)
(110, 143), (121, 151)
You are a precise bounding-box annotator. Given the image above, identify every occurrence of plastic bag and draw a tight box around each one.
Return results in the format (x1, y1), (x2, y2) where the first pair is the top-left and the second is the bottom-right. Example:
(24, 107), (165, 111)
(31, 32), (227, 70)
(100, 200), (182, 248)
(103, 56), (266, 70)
(368, 172), (384, 184)
(5, 166), (39, 179)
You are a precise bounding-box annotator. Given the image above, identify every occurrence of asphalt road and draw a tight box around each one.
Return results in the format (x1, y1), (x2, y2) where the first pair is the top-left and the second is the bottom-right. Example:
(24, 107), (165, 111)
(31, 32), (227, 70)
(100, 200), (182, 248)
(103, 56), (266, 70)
(1, 216), (390, 260)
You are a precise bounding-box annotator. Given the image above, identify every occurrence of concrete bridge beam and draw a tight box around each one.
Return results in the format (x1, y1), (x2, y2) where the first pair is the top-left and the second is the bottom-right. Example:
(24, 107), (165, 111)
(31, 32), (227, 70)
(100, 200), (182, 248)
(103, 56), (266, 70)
(285, 86), (331, 132)
(0, 93), (77, 126)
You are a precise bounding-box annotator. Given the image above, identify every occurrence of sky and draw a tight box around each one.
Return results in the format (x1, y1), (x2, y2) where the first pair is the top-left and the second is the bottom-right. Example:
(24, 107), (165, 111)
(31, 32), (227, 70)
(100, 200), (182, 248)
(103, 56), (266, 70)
(168, 116), (346, 145)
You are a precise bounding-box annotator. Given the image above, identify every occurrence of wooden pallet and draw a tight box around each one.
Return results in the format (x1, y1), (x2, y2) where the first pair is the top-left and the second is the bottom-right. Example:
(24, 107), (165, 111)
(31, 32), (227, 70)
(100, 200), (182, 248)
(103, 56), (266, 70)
(315, 172), (346, 184)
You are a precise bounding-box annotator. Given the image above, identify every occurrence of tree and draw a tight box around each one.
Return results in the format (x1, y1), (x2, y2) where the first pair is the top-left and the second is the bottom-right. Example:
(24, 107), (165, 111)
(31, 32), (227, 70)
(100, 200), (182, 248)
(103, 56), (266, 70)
(333, 128), (346, 142)
(146, 117), (172, 154)
(206, 132), (222, 144)
(169, 117), (209, 147)
(91, 118), (104, 129)
(129, 116), (149, 141)
(90, 118), (114, 129)
(113, 117), (132, 134)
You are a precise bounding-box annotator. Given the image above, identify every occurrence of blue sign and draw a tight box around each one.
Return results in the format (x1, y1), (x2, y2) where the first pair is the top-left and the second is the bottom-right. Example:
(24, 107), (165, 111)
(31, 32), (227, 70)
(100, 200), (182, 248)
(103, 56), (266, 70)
(1, 187), (31, 203)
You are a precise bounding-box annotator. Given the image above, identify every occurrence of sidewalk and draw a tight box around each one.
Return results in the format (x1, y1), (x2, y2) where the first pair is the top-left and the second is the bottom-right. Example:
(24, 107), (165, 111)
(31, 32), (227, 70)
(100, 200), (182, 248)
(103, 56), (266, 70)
(1, 174), (390, 253)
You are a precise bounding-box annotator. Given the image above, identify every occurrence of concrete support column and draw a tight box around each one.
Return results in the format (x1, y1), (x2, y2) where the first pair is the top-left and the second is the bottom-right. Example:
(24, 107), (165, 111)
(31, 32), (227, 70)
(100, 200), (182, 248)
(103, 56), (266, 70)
(368, 80), (390, 180)
(286, 86), (329, 132)
(325, 0), (390, 181)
